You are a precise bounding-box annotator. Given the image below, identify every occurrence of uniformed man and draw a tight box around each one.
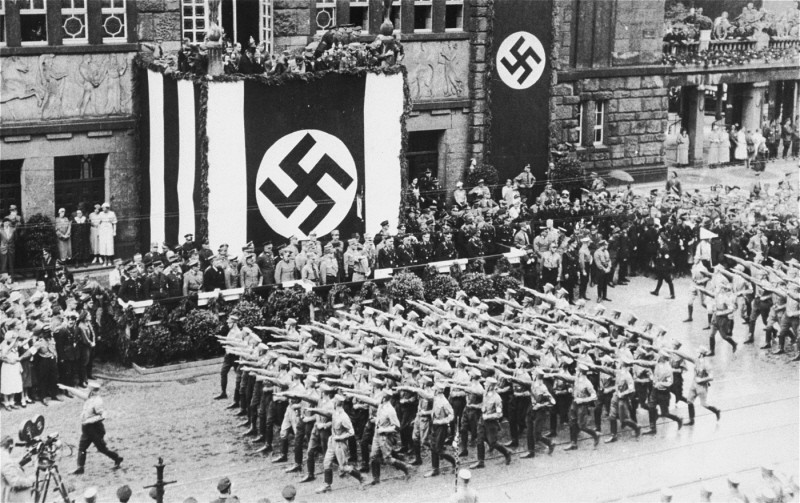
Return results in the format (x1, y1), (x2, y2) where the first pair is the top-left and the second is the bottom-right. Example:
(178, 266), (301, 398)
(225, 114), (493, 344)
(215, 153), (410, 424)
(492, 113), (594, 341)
(118, 264), (145, 302)
(709, 281), (738, 356)
(563, 362), (600, 450)
(257, 242), (276, 285)
(319, 246), (339, 285)
(450, 468), (478, 503)
(215, 314), (243, 401)
(522, 368), (555, 457)
(182, 258), (203, 296)
(685, 346), (721, 426)
(368, 391), (410, 484)
(594, 240), (612, 302)
(164, 255), (184, 298)
(578, 237), (594, 301)
(425, 382), (457, 477)
(58, 381), (123, 475)
(605, 357), (641, 443)
(315, 395), (364, 493)
(143, 260), (169, 300)
(240, 253), (262, 289)
(470, 377), (512, 468)
(643, 351), (683, 435)
(409, 375), (434, 465)
(274, 248), (297, 284)
(204, 256), (227, 291)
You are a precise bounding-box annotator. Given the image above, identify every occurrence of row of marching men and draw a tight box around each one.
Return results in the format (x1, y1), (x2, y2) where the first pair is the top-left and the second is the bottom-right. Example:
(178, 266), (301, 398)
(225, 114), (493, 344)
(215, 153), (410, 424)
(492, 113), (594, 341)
(214, 287), (725, 494)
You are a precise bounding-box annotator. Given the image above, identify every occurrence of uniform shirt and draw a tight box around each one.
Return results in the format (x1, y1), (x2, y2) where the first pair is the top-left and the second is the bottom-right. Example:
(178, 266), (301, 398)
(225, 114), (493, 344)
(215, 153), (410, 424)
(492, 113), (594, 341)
(239, 263), (262, 288)
(694, 357), (711, 385)
(274, 260), (296, 284)
(593, 249), (611, 272)
(578, 246), (593, 272)
(183, 270), (203, 295)
(614, 368), (635, 397)
(481, 390), (503, 420)
(81, 396), (105, 424)
(695, 240), (712, 262)
(331, 408), (355, 440)
(653, 361), (673, 390)
(376, 402), (400, 432)
(432, 394), (455, 424)
(319, 256), (339, 283)
(573, 374), (597, 402)
(530, 381), (554, 407)
(449, 368), (469, 397)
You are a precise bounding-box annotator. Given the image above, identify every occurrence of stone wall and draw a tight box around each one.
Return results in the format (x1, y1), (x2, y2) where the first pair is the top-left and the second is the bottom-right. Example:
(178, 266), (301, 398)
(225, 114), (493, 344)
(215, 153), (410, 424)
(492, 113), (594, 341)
(612, 0), (664, 66)
(551, 75), (669, 176)
(467, 0), (491, 167)
(407, 108), (471, 196)
(137, 0), (182, 50)
(273, 0), (313, 53)
(1, 131), (140, 258)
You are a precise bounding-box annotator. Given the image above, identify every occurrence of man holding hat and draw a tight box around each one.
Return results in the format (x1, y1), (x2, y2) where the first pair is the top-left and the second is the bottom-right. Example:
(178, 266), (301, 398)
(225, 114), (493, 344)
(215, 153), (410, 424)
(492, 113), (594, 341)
(58, 381), (123, 475)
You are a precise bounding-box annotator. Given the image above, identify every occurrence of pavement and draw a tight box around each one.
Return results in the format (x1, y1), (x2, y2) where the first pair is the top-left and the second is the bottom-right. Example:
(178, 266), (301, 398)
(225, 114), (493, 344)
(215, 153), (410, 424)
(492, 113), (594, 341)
(1, 274), (798, 503)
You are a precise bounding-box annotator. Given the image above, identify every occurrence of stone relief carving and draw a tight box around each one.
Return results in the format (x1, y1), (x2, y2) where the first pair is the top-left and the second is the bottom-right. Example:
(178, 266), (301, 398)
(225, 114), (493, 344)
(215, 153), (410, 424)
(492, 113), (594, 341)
(404, 40), (467, 102)
(0, 52), (133, 123)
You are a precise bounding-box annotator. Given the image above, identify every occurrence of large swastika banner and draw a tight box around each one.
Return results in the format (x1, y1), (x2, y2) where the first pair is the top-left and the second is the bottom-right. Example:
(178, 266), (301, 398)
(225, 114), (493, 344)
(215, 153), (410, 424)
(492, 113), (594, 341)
(207, 73), (403, 249)
(142, 70), (404, 250)
(489, 0), (553, 183)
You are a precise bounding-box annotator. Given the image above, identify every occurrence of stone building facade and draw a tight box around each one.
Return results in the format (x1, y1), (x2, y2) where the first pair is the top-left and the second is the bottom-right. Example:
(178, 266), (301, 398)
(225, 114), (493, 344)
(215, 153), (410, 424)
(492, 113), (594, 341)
(1, 3), (141, 258)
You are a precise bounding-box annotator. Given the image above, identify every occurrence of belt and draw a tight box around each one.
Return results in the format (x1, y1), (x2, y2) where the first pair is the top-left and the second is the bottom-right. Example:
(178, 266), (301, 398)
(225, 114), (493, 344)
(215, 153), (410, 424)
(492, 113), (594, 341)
(466, 404), (483, 409)
(450, 392), (466, 398)
(513, 392), (529, 397)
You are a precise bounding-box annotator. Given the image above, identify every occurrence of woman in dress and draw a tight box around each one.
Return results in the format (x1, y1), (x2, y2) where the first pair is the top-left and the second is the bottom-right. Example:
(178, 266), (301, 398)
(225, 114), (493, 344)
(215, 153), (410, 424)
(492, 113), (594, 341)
(55, 207), (72, 262)
(97, 202), (118, 265)
(89, 203), (101, 264)
(1, 326), (23, 410)
(751, 128), (767, 174)
(719, 125), (731, 165)
(72, 208), (91, 267)
(707, 123), (721, 168)
(677, 128), (690, 166)
(734, 125), (748, 166)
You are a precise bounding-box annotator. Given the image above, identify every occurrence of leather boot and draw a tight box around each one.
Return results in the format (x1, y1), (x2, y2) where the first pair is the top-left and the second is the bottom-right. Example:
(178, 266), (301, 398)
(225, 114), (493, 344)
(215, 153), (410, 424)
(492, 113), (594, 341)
(411, 441), (423, 466)
(391, 460), (410, 481)
(369, 460), (381, 485)
(300, 457), (316, 483)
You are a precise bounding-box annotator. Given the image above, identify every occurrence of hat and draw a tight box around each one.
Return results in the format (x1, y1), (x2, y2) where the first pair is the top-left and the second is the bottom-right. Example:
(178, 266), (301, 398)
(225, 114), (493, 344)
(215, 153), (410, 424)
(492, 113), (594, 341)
(187, 258), (199, 267)
(285, 318), (297, 326)
(87, 381), (102, 390)
(485, 377), (498, 386)
(380, 220), (389, 227)
(458, 468), (472, 481)
(333, 394), (346, 404)
(217, 477), (231, 493)
(116, 485), (133, 501)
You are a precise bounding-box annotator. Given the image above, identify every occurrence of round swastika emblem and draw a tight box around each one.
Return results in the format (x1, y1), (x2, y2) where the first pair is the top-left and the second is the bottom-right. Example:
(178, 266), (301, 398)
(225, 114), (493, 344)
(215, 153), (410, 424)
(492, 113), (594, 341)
(496, 31), (546, 90)
(256, 129), (357, 239)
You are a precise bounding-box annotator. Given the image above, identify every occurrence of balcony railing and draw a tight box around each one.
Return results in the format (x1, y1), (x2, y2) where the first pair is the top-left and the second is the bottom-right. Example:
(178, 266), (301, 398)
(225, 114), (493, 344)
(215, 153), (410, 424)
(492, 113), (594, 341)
(663, 38), (800, 56)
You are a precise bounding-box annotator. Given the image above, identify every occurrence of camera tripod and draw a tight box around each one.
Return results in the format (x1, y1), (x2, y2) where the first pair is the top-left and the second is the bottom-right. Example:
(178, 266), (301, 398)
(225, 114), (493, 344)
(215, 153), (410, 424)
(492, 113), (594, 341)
(33, 458), (71, 503)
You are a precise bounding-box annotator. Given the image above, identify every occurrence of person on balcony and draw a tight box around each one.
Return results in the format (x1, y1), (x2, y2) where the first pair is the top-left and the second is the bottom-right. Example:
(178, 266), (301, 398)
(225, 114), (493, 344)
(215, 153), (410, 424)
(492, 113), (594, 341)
(713, 12), (733, 39)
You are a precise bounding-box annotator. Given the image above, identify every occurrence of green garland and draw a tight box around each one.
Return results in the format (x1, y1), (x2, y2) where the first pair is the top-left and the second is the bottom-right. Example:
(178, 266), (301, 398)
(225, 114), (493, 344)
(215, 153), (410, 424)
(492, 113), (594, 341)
(662, 46), (800, 67)
(482, 0), (496, 168)
(197, 83), (210, 243)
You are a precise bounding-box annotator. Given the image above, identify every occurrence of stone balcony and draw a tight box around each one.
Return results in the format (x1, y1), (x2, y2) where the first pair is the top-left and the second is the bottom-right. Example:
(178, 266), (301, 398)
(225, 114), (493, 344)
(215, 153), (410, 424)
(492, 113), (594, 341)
(662, 37), (800, 56)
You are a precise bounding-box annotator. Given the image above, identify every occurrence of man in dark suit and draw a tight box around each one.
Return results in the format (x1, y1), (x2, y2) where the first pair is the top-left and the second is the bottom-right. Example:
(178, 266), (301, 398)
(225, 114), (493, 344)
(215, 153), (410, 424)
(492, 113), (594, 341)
(204, 256), (227, 291)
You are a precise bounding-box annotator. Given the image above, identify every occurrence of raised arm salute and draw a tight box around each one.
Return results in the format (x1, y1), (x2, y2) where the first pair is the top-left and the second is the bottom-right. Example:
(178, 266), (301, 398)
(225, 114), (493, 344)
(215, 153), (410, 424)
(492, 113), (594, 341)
(58, 381), (123, 475)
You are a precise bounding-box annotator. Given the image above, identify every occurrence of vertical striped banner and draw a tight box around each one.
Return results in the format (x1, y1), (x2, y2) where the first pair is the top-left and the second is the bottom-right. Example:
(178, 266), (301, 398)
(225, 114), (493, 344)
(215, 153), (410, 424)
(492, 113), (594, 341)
(147, 70), (165, 246)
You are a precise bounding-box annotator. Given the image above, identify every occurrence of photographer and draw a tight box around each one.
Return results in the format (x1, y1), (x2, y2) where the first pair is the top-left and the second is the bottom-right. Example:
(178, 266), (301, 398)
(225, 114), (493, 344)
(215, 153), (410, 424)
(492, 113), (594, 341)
(58, 382), (123, 475)
(1, 435), (35, 502)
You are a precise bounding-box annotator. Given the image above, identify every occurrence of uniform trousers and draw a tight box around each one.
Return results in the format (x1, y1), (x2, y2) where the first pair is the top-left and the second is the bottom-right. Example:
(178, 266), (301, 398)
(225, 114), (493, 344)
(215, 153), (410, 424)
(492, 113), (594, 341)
(476, 418), (510, 461)
(77, 421), (121, 468)
(525, 407), (553, 454)
(460, 408), (480, 452)
(508, 394), (531, 442)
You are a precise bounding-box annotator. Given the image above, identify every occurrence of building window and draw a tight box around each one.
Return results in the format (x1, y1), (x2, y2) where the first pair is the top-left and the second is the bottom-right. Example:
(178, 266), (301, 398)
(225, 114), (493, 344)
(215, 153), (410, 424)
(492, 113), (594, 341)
(594, 101), (605, 145)
(62, 0), (88, 44)
(260, 0), (273, 54)
(390, 0), (401, 31)
(575, 102), (583, 146)
(54, 154), (106, 215)
(0, 0), (6, 46)
(182, 0), (205, 43)
(444, 0), (463, 31)
(315, 0), (335, 33)
(19, 0), (47, 45)
(413, 0), (432, 32)
(349, 0), (368, 30)
(0, 160), (23, 213)
(406, 130), (441, 182)
(101, 0), (127, 43)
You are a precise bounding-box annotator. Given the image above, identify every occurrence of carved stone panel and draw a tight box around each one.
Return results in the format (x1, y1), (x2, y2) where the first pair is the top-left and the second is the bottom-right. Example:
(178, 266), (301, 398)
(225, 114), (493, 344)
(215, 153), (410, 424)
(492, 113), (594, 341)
(1, 52), (134, 124)
(403, 40), (469, 102)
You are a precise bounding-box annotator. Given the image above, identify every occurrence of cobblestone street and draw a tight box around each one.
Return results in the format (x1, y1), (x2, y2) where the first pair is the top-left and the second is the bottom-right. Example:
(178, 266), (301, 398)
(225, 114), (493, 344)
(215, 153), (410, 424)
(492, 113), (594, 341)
(2, 272), (798, 502)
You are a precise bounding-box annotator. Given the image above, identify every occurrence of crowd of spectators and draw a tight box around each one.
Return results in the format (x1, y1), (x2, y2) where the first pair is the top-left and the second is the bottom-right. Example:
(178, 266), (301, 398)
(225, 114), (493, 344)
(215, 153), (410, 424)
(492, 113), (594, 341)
(166, 24), (404, 77)
(663, 1), (800, 45)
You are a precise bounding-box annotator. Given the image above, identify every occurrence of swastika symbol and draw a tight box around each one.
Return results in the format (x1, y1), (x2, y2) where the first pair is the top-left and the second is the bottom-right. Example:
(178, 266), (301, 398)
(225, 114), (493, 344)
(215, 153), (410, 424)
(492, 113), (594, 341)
(255, 130), (358, 239)
(496, 31), (546, 90)
(500, 37), (542, 85)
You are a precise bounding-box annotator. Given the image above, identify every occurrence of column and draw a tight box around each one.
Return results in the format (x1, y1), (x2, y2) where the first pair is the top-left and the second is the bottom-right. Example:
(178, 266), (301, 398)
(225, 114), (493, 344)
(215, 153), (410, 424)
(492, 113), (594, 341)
(741, 82), (768, 131)
(22, 157), (55, 218)
(685, 86), (705, 167)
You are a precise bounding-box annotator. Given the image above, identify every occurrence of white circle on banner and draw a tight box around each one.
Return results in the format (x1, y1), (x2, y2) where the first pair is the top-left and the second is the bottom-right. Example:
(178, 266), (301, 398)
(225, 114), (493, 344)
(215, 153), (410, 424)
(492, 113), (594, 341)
(496, 31), (546, 90)
(255, 129), (357, 239)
